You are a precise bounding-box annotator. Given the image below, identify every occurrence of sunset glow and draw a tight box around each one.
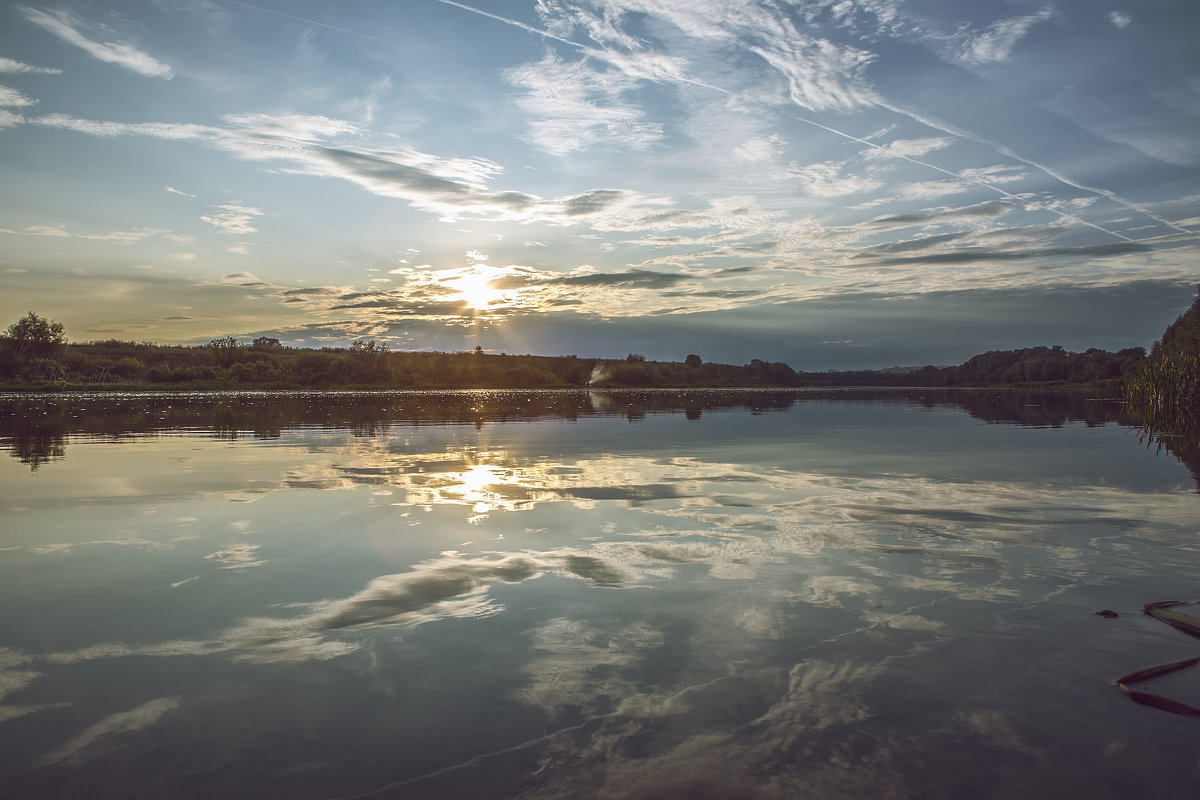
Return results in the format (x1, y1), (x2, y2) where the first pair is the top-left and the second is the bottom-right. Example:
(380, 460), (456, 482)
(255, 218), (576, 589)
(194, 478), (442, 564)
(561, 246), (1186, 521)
(1, 2), (1197, 366)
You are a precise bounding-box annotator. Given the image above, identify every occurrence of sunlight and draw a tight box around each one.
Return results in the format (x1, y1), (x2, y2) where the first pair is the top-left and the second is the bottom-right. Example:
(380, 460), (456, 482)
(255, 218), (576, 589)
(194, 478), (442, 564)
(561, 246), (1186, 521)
(454, 272), (499, 310)
(455, 463), (505, 512)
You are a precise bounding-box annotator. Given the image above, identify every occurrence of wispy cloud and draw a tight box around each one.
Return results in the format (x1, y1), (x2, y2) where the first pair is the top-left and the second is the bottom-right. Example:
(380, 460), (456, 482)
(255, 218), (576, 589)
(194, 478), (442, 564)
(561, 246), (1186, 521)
(863, 136), (955, 161)
(957, 10), (1053, 65)
(0, 85), (35, 107)
(201, 204), (265, 235)
(32, 113), (210, 139)
(19, 6), (174, 79)
(789, 160), (882, 197)
(0, 56), (61, 74)
(506, 53), (663, 155)
(0, 222), (189, 244)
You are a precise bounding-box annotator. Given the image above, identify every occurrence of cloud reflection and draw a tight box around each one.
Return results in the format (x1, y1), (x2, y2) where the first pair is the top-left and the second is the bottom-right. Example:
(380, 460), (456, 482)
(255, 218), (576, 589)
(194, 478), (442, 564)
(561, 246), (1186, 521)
(39, 696), (181, 766)
(221, 551), (630, 663)
(6, 409), (1199, 796)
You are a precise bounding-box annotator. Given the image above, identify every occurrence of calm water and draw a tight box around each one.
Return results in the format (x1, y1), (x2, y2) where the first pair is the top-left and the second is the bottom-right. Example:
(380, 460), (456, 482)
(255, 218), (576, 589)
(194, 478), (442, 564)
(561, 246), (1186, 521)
(1, 389), (1198, 799)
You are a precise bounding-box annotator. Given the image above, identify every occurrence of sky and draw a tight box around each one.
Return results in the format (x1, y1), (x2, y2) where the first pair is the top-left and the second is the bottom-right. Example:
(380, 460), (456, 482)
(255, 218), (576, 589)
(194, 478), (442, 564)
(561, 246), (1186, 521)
(1, 0), (1198, 369)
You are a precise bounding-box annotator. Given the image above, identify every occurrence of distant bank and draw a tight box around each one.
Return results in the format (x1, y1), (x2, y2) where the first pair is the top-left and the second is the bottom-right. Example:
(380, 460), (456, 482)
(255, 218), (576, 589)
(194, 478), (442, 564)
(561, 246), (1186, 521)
(1, 288), (1196, 395)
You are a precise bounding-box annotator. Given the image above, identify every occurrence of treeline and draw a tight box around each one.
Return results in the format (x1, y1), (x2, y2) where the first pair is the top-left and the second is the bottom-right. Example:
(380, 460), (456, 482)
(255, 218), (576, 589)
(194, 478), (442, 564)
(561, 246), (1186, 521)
(0, 310), (1158, 391)
(897, 345), (1145, 387)
(0, 333), (809, 390)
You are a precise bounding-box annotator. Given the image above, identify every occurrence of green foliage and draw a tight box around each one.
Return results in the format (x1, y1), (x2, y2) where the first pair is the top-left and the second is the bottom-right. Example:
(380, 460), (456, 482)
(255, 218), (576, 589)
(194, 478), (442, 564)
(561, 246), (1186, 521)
(112, 357), (145, 378)
(206, 335), (247, 367)
(1125, 287), (1200, 426)
(5, 311), (66, 353)
(898, 345), (1143, 388)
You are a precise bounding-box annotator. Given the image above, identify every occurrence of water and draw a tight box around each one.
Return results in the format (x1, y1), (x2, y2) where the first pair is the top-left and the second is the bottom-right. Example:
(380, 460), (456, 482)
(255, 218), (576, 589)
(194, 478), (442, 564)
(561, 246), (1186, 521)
(1, 389), (1198, 799)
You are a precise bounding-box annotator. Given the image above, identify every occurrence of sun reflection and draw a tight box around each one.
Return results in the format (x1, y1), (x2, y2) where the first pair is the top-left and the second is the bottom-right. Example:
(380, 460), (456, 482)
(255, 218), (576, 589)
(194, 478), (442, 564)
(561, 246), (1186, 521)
(454, 464), (507, 512)
(403, 455), (554, 514)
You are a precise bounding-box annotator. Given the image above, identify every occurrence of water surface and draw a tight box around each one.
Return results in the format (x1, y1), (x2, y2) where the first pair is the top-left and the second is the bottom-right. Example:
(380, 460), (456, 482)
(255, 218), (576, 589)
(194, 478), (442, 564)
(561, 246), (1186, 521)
(1, 389), (1198, 799)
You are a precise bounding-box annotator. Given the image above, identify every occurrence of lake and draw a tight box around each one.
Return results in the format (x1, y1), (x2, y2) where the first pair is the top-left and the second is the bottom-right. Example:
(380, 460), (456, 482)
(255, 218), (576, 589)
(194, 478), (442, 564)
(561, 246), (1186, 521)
(1, 389), (1198, 799)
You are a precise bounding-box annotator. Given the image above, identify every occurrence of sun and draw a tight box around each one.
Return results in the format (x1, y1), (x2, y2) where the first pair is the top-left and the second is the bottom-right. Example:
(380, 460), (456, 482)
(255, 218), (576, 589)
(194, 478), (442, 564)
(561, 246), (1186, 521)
(454, 271), (499, 310)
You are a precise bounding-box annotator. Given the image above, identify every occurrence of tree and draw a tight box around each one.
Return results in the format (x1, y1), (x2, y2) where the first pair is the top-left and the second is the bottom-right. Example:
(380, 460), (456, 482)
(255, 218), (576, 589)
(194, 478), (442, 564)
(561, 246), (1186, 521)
(684, 354), (702, 368)
(626, 353), (646, 363)
(6, 311), (66, 351)
(252, 336), (282, 350)
(206, 335), (246, 366)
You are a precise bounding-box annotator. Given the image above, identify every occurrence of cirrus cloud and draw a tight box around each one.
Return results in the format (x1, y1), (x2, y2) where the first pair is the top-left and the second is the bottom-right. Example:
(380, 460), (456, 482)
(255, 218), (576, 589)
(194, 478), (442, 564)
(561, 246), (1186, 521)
(19, 6), (174, 79)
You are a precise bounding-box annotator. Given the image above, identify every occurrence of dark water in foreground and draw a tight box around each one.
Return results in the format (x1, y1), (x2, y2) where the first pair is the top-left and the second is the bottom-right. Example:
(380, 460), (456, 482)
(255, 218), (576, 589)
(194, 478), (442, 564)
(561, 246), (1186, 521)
(1, 389), (1198, 799)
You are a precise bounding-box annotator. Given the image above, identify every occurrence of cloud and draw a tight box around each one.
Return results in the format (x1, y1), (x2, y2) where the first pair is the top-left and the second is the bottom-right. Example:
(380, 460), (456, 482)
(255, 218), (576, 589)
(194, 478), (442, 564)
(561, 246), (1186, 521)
(201, 204), (265, 235)
(896, 179), (972, 200)
(0, 222), (187, 244)
(204, 543), (265, 569)
(19, 6), (174, 79)
(789, 160), (882, 197)
(1108, 11), (1132, 29)
(871, 240), (1153, 267)
(507, 53), (663, 155)
(866, 200), (1015, 229)
(588, 1), (878, 111)
(733, 136), (781, 162)
(544, 269), (690, 290)
(958, 10), (1053, 65)
(863, 136), (955, 161)
(0, 85), (35, 108)
(165, 185), (195, 198)
(750, 34), (878, 111)
(18, 108), (756, 231)
(0, 56), (61, 74)
(31, 113), (211, 139)
(0, 223), (71, 237)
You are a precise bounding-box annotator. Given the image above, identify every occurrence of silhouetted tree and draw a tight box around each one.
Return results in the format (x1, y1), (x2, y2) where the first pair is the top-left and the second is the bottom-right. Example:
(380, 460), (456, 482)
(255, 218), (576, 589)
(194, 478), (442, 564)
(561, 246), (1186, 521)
(206, 335), (246, 366)
(5, 311), (66, 354)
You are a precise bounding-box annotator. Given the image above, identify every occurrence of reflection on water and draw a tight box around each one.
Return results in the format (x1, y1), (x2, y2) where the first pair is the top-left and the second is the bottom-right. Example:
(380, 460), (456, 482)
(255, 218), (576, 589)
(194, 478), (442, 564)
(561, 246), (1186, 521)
(0, 389), (1198, 798)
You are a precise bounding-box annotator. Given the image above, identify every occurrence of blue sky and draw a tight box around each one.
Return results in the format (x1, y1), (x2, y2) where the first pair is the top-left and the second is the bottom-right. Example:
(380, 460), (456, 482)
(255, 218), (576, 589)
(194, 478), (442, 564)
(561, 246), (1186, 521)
(1, 0), (1198, 368)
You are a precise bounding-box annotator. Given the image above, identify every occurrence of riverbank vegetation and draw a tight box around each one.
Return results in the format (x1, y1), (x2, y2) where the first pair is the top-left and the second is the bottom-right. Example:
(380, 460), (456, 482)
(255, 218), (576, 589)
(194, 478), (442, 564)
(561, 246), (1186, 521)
(0, 308), (1156, 392)
(1124, 288), (1199, 422)
(1122, 287), (1200, 487)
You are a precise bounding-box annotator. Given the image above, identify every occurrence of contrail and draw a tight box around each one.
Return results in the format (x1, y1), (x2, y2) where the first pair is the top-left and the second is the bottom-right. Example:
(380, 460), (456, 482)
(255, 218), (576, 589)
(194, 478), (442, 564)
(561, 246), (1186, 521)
(324, 718), (595, 799)
(879, 100), (1192, 236)
(435, 0), (582, 49)
(781, 110), (1136, 242)
(224, 0), (389, 44)
(435, 0), (728, 95)
(436, 0), (1141, 242)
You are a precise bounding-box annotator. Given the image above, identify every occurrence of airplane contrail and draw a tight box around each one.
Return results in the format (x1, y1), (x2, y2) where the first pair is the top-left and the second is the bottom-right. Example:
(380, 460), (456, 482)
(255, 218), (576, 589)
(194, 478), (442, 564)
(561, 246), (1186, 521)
(224, 0), (390, 44)
(435, 0), (1145, 243)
